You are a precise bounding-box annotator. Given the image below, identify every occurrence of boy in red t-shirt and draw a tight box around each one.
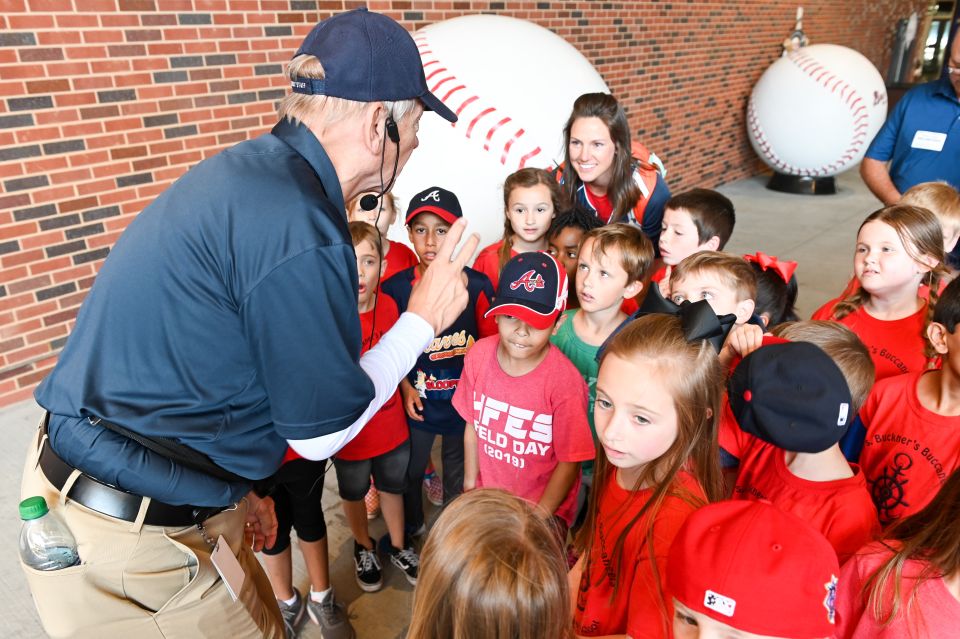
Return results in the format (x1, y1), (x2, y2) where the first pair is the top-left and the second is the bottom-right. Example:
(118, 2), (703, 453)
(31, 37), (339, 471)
(851, 277), (960, 526)
(668, 500), (840, 639)
(333, 222), (417, 592)
(722, 332), (880, 563)
(453, 252), (595, 539)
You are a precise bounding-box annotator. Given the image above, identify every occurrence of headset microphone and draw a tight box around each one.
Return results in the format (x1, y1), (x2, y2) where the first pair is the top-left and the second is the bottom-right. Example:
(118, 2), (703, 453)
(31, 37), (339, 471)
(360, 116), (401, 211)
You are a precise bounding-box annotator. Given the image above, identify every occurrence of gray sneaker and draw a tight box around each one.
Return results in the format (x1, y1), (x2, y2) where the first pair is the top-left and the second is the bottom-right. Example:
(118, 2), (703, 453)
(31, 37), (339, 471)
(277, 589), (306, 639)
(305, 588), (356, 639)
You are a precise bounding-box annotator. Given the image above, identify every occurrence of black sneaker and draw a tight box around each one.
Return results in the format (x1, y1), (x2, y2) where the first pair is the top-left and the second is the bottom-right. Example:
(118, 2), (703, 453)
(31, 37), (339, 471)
(381, 537), (419, 585)
(353, 539), (383, 592)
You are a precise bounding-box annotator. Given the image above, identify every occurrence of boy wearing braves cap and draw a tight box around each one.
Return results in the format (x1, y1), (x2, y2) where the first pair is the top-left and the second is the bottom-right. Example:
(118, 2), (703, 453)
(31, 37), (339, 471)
(381, 186), (497, 538)
(667, 500), (841, 639)
(453, 252), (595, 540)
(721, 336), (880, 563)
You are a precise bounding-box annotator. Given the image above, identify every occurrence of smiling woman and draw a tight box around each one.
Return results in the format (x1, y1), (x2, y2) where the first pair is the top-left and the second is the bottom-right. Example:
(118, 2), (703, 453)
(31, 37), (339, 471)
(556, 93), (671, 249)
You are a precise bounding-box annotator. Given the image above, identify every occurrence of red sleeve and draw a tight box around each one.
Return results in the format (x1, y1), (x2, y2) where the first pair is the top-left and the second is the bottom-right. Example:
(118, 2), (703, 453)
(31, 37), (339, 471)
(551, 364), (595, 462)
(452, 342), (479, 423)
(625, 497), (697, 639)
(475, 288), (498, 338)
(717, 397), (745, 459)
(811, 297), (841, 320)
(472, 243), (502, 292)
(824, 491), (882, 565)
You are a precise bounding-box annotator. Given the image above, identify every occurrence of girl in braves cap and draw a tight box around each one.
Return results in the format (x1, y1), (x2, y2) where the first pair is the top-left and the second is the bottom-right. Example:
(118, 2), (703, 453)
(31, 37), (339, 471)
(571, 313), (726, 638)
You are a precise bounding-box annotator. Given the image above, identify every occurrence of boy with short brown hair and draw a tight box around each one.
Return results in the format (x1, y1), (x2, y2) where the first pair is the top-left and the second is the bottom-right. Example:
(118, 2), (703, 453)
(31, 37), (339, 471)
(668, 251), (758, 325)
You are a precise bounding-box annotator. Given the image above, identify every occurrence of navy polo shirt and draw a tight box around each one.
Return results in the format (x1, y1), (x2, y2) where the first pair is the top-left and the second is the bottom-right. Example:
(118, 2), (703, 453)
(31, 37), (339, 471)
(35, 119), (374, 506)
(865, 77), (960, 192)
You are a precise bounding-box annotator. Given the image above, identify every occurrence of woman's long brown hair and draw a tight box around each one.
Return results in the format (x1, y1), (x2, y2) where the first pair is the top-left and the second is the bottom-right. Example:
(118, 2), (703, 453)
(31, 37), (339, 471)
(558, 92), (642, 224)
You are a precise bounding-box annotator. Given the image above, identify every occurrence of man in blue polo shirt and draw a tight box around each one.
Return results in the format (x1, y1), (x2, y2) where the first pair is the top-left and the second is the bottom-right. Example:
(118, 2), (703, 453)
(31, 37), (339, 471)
(860, 35), (960, 205)
(21, 8), (479, 638)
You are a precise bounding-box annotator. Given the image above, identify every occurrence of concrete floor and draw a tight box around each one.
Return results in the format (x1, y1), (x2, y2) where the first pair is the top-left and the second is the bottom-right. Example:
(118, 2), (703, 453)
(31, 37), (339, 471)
(1, 168), (880, 638)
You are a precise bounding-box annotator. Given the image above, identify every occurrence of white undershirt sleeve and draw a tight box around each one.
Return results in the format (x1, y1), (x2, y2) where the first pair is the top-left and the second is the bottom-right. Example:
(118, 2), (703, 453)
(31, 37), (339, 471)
(286, 311), (432, 460)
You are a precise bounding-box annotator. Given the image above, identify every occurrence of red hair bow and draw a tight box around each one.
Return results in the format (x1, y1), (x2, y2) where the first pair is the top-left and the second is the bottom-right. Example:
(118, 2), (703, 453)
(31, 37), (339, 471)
(744, 252), (797, 283)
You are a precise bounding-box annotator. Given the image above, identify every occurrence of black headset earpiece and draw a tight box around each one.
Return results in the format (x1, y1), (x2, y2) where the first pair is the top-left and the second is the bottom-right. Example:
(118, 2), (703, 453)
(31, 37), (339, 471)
(386, 116), (399, 144)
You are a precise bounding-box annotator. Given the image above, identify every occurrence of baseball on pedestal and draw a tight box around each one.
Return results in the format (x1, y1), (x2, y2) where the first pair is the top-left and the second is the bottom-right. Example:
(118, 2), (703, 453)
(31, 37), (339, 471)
(390, 15), (609, 249)
(746, 44), (887, 178)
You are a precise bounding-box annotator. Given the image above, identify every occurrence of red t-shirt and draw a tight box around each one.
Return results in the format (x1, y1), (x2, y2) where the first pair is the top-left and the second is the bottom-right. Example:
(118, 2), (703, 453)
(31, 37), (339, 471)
(857, 370), (960, 526)
(574, 471), (705, 638)
(720, 411), (879, 564)
(584, 186), (614, 224)
(334, 295), (408, 461)
(452, 336), (595, 525)
(382, 240), (418, 283)
(473, 239), (516, 292)
(836, 541), (960, 639)
(811, 298), (929, 381)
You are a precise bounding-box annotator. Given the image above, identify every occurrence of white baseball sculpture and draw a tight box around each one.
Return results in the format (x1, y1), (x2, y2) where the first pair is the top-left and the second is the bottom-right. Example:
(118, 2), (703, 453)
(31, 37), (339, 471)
(390, 15), (609, 248)
(747, 44), (887, 178)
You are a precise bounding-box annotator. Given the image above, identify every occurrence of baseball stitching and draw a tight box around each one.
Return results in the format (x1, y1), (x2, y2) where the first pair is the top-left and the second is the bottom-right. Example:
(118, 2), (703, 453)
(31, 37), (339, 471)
(416, 33), (543, 168)
(748, 48), (871, 177)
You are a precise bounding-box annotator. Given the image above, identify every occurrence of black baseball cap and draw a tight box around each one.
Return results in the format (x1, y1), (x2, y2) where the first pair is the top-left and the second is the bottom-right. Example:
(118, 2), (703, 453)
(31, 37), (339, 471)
(292, 8), (457, 123)
(405, 186), (463, 225)
(728, 341), (853, 453)
(485, 252), (568, 330)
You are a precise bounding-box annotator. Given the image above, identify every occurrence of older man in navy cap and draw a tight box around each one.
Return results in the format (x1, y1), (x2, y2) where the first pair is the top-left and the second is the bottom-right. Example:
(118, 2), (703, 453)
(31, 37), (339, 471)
(23, 9), (475, 638)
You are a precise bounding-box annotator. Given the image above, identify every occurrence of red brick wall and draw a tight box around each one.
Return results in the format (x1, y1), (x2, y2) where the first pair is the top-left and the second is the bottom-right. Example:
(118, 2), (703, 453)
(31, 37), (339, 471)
(0, 1), (926, 407)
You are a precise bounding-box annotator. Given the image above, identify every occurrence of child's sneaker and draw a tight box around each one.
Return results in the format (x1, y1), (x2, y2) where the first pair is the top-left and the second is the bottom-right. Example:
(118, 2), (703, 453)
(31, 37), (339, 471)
(305, 587), (356, 639)
(423, 469), (443, 506)
(353, 539), (383, 592)
(380, 536), (419, 585)
(276, 588), (306, 639)
(364, 482), (380, 520)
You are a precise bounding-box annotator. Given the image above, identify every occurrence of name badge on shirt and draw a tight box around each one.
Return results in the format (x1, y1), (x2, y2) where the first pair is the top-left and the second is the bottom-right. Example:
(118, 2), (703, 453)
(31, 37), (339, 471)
(211, 535), (245, 601)
(910, 130), (947, 152)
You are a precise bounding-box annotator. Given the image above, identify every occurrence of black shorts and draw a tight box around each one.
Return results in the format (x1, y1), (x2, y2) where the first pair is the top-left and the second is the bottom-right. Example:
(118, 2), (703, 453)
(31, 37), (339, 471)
(333, 439), (410, 501)
(260, 458), (328, 556)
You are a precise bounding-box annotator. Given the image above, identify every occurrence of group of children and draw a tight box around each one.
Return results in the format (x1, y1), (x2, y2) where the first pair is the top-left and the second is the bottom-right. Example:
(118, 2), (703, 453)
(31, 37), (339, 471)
(260, 166), (960, 638)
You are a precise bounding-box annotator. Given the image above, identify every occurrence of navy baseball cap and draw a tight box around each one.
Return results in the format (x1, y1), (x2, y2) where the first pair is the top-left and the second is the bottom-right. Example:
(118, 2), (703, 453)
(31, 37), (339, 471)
(406, 186), (463, 225)
(485, 252), (568, 330)
(728, 341), (852, 453)
(292, 8), (457, 123)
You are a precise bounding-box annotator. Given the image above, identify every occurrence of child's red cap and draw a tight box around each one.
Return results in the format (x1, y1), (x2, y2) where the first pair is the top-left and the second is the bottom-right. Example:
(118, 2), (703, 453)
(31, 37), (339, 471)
(667, 500), (840, 639)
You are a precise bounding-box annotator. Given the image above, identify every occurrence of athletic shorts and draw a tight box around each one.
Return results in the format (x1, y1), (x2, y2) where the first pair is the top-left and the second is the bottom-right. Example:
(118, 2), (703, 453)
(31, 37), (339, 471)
(333, 439), (410, 501)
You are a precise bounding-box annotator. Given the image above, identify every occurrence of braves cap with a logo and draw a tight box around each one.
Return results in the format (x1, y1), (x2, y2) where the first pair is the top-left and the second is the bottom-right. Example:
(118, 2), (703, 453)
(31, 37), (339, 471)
(291, 8), (457, 123)
(728, 341), (853, 453)
(667, 500), (840, 639)
(405, 186), (463, 225)
(484, 252), (567, 330)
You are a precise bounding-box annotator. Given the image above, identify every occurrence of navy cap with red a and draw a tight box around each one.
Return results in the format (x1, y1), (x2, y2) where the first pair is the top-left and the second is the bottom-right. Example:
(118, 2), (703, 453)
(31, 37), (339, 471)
(405, 186), (463, 225)
(485, 252), (567, 330)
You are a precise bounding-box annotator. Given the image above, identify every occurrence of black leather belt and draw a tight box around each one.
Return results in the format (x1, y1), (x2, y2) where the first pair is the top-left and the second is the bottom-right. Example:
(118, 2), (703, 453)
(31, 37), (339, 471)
(38, 435), (227, 527)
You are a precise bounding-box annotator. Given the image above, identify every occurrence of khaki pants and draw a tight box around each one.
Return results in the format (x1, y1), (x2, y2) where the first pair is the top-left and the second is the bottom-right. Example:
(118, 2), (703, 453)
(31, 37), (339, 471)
(20, 424), (285, 639)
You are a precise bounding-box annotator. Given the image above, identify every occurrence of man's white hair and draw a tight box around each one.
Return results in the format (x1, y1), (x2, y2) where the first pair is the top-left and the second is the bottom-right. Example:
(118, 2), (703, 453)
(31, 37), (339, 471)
(277, 54), (418, 127)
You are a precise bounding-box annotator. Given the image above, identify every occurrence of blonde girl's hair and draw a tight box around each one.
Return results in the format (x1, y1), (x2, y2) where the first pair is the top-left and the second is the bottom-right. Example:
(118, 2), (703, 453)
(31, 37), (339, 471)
(574, 314), (725, 636)
(346, 191), (398, 225)
(407, 489), (572, 639)
(900, 181), (960, 240)
(497, 168), (564, 273)
(831, 205), (947, 358)
(861, 468), (960, 634)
